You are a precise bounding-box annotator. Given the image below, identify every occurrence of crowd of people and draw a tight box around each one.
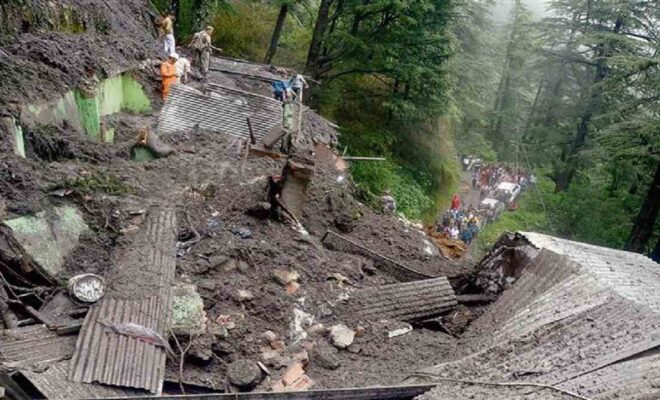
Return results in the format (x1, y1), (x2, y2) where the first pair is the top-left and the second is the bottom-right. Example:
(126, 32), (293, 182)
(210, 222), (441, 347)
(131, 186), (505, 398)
(435, 156), (535, 245)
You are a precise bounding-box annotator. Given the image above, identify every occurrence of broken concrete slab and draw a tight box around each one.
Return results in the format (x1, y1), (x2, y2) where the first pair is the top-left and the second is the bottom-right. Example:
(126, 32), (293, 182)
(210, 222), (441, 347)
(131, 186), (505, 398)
(3, 206), (89, 279)
(171, 283), (206, 335)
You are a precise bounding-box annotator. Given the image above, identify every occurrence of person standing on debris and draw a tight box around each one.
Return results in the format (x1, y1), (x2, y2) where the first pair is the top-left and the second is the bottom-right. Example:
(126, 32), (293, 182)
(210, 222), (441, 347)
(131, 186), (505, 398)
(382, 190), (397, 214)
(189, 26), (221, 77)
(159, 11), (176, 57)
(272, 71), (291, 101)
(174, 56), (191, 83)
(159, 53), (179, 100)
(289, 73), (308, 101)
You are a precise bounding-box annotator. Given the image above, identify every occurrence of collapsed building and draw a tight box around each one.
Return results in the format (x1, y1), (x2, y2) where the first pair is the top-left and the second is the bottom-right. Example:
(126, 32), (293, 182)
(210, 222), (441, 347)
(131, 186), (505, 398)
(0, 1), (659, 399)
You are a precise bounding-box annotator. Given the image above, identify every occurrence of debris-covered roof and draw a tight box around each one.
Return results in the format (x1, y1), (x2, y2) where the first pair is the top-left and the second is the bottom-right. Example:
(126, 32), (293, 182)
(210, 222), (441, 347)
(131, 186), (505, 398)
(69, 209), (177, 394)
(519, 231), (660, 312)
(157, 84), (282, 142)
(0, 324), (76, 367)
(412, 232), (660, 400)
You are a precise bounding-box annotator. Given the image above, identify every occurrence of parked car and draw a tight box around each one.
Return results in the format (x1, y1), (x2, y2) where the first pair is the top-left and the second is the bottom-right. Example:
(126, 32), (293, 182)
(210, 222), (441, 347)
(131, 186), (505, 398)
(495, 182), (522, 204)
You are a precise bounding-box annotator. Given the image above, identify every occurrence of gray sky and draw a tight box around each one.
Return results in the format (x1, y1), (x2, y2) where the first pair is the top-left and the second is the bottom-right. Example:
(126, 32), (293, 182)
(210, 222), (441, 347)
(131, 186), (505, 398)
(492, 0), (549, 24)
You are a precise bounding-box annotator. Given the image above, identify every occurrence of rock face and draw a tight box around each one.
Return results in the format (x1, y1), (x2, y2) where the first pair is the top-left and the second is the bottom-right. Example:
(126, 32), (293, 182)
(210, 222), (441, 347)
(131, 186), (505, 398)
(329, 324), (355, 349)
(3, 206), (88, 279)
(227, 359), (263, 388)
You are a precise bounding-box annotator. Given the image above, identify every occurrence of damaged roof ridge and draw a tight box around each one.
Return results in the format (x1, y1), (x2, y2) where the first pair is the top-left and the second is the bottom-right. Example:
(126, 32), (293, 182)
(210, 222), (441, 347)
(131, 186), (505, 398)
(206, 82), (282, 103)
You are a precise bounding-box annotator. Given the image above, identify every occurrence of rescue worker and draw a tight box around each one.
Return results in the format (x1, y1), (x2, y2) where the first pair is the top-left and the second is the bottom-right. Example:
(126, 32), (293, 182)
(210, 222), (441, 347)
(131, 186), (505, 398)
(189, 26), (221, 77)
(289, 73), (308, 101)
(159, 11), (176, 57)
(174, 56), (191, 83)
(160, 53), (178, 100)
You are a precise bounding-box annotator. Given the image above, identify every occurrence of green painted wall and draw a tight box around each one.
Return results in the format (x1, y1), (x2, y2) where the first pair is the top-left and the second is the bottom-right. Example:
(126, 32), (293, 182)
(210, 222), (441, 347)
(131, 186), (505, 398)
(22, 74), (151, 142)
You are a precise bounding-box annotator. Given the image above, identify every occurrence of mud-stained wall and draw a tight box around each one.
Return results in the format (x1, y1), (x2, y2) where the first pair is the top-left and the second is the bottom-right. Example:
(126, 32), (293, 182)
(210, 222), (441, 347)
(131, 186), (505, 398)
(21, 74), (151, 143)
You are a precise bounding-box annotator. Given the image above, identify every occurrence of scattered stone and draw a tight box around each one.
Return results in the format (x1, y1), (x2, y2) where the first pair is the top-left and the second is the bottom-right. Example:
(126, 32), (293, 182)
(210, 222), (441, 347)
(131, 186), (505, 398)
(262, 330), (278, 343)
(333, 213), (354, 233)
(216, 314), (237, 330)
(293, 350), (309, 367)
(347, 344), (362, 354)
(231, 227), (253, 239)
(281, 362), (304, 386)
(355, 326), (366, 337)
(186, 341), (213, 366)
(261, 350), (279, 362)
(273, 269), (291, 285)
(197, 279), (216, 291)
(308, 324), (327, 336)
(237, 260), (250, 273)
(312, 345), (341, 370)
(212, 340), (235, 356)
(285, 281), (300, 294)
(207, 321), (228, 339)
(227, 359), (262, 388)
(208, 255), (230, 269)
(237, 289), (254, 302)
(318, 303), (333, 317)
(329, 324), (355, 349)
(270, 340), (286, 352)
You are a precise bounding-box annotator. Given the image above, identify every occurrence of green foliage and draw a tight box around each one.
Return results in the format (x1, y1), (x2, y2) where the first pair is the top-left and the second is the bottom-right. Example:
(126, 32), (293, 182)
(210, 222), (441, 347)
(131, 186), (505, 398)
(211, 2), (277, 60)
(350, 158), (434, 221)
(51, 172), (135, 196)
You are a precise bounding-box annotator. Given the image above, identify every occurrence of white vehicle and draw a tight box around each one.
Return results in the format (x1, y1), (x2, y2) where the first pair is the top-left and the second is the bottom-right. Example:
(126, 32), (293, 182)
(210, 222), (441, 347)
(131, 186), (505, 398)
(496, 182), (522, 204)
(480, 197), (503, 210)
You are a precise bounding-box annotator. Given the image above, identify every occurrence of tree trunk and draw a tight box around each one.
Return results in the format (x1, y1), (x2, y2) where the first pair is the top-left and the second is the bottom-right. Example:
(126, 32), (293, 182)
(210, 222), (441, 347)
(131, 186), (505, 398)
(305, 0), (333, 77)
(554, 17), (623, 192)
(625, 162), (660, 253)
(171, 0), (181, 34)
(264, 4), (288, 64)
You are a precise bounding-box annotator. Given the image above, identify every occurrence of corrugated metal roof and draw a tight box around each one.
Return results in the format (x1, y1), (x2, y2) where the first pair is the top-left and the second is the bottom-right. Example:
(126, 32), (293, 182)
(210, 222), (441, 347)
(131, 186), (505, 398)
(210, 56), (282, 81)
(69, 208), (176, 394)
(519, 232), (660, 312)
(411, 234), (660, 399)
(0, 324), (76, 367)
(20, 361), (142, 399)
(344, 278), (457, 322)
(157, 84), (282, 142)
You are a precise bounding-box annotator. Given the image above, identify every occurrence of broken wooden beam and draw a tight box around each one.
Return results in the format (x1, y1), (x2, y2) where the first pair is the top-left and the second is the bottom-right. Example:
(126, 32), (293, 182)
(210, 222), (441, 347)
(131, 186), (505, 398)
(321, 230), (435, 282)
(340, 278), (457, 322)
(343, 157), (386, 161)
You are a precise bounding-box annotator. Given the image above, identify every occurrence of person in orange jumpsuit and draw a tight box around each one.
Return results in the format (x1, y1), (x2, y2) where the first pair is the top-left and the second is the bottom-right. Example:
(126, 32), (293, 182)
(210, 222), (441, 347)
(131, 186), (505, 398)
(160, 53), (178, 100)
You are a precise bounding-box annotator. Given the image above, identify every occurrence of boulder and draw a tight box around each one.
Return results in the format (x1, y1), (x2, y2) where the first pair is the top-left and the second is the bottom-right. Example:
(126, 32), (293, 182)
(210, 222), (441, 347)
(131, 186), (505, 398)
(329, 324), (354, 349)
(227, 359), (262, 388)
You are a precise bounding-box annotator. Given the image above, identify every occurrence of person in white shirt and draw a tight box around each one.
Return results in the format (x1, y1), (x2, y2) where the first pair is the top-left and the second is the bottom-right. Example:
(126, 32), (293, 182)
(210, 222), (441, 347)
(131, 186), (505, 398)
(174, 56), (191, 83)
